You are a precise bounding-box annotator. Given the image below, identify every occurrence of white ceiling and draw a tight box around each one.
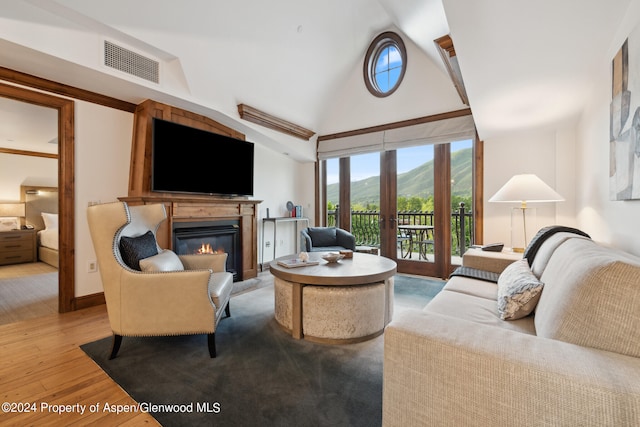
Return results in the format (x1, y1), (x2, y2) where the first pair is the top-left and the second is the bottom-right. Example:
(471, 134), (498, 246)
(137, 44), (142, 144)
(0, 0), (634, 156)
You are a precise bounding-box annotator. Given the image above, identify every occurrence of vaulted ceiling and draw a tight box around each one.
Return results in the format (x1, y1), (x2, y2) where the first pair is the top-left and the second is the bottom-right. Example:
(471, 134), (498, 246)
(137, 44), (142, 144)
(0, 0), (634, 160)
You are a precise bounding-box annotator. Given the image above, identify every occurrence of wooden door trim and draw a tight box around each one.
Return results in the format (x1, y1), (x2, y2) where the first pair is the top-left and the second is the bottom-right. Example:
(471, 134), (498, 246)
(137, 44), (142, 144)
(0, 82), (75, 312)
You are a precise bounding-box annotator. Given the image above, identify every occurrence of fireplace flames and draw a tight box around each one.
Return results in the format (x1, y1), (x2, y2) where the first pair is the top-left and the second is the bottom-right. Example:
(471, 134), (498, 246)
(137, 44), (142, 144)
(196, 243), (225, 255)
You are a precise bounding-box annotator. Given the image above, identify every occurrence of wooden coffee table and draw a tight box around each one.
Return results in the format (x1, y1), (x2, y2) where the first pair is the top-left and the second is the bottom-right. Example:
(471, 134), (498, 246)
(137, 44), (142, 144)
(269, 252), (397, 343)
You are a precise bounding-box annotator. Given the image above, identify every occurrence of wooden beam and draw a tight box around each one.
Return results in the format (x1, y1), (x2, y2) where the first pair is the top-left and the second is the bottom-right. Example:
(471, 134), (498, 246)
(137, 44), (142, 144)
(237, 103), (315, 140)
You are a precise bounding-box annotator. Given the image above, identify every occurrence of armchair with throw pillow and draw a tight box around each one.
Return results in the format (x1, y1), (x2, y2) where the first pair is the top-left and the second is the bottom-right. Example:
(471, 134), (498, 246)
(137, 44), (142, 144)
(87, 201), (234, 359)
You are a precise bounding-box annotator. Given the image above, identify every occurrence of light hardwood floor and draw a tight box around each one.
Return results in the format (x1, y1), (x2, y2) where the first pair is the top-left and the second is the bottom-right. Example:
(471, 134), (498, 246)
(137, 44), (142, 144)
(1, 269), (274, 425)
(1, 304), (160, 425)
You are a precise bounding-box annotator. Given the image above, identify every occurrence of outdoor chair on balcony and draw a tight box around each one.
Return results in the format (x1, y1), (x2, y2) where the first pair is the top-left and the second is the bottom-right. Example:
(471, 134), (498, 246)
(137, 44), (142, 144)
(300, 227), (356, 252)
(397, 228), (411, 258)
(418, 227), (435, 260)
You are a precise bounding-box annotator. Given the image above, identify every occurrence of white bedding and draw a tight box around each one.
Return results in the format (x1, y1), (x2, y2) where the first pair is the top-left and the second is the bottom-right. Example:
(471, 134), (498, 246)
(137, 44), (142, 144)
(38, 227), (59, 250)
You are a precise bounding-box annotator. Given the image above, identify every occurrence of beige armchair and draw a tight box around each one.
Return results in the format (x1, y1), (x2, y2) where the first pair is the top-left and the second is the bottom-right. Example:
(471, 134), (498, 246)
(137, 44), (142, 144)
(87, 201), (234, 359)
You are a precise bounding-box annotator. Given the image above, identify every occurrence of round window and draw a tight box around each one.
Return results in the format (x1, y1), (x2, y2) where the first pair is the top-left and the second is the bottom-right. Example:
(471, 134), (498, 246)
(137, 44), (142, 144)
(364, 32), (407, 97)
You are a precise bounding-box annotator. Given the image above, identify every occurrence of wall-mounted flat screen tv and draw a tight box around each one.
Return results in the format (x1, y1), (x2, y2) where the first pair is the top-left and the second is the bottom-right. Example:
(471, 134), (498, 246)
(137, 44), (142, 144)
(151, 118), (254, 196)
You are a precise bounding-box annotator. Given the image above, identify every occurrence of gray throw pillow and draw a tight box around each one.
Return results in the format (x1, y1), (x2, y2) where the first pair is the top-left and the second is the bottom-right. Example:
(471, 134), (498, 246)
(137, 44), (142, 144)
(119, 230), (158, 271)
(497, 259), (544, 320)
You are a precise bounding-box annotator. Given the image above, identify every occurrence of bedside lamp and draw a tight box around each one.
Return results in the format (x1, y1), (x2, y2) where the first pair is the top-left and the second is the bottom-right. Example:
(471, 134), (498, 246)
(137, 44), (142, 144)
(0, 202), (26, 230)
(489, 174), (564, 252)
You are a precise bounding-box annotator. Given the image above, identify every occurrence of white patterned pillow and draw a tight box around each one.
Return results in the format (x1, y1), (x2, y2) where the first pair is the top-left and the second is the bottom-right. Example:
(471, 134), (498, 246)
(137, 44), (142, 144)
(139, 249), (184, 272)
(497, 259), (544, 320)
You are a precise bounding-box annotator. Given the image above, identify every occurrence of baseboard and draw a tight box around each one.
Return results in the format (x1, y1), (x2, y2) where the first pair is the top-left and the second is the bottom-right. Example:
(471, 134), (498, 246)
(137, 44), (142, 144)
(74, 292), (105, 310)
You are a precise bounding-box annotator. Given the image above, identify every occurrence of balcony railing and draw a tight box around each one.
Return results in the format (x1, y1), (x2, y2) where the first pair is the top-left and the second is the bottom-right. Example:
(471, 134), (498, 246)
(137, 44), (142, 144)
(328, 203), (474, 257)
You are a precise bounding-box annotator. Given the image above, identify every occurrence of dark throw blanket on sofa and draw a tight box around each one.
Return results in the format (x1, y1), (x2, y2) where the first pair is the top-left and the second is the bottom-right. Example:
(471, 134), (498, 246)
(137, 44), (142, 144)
(449, 225), (591, 283)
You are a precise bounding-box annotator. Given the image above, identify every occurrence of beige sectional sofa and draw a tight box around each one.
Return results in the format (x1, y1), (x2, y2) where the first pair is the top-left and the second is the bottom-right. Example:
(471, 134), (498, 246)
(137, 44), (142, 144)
(383, 230), (640, 426)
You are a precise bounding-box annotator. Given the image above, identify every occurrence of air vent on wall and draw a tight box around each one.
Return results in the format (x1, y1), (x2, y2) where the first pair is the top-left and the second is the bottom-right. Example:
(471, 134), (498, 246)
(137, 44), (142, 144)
(104, 40), (159, 83)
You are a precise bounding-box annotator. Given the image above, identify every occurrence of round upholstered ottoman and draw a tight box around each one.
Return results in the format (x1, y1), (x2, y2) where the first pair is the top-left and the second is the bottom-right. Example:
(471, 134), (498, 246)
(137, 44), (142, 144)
(274, 277), (294, 331)
(270, 252), (397, 343)
(302, 282), (386, 343)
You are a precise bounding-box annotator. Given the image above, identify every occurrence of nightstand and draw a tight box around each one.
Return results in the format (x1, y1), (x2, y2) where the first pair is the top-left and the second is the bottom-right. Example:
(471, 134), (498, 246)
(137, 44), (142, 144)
(462, 247), (522, 274)
(0, 229), (37, 266)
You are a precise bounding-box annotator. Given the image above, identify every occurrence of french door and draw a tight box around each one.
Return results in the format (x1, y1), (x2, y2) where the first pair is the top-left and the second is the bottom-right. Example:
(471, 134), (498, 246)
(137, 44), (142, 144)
(379, 144), (453, 278)
(323, 140), (476, 279)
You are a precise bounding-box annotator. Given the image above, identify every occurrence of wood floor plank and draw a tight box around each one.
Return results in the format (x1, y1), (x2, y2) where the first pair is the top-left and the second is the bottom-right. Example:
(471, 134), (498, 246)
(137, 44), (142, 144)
(0, 304), (159, 426)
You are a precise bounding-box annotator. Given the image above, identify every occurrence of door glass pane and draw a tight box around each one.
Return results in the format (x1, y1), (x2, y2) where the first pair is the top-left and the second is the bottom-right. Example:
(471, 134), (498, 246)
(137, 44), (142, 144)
(326, 158), (339, 226)
(396, 145), (434, 262)
(451, 139), (474, 264)
(350, 152), (380, 249)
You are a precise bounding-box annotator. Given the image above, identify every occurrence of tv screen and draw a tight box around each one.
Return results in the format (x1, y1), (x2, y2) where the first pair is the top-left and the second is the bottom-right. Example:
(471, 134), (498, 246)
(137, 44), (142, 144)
(151, 118), (254, 196)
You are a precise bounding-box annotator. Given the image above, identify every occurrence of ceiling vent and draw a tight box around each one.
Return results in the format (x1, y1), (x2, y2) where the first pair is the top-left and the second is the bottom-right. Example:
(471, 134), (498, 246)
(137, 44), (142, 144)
(104, 40), (159, 83)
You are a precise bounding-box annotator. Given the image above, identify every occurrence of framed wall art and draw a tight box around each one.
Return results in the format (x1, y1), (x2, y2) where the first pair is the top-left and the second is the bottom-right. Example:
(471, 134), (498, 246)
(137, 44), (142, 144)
(610, 26), (640, 200)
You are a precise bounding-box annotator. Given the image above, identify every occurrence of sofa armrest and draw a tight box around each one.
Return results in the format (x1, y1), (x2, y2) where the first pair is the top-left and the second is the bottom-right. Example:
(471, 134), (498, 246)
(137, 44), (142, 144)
(336, 228), (356, 250)
(383, 310), (640, 427)
(462, 248), (522, 274)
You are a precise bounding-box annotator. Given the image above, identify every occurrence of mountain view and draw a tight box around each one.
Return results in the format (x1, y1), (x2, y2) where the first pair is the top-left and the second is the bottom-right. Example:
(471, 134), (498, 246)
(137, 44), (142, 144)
(327, 147), (473, 206)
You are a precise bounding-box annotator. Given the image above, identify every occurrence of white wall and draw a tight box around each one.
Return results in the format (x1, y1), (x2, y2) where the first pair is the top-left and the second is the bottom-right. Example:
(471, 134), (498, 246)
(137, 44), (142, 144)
(483, 128), (575, 247)
(74, 101), (133, 296)
(0, 154), (57, 201)
(252, 143), (315, 263)
(574, 0), (640, 256)
(484, 0), (640, 258)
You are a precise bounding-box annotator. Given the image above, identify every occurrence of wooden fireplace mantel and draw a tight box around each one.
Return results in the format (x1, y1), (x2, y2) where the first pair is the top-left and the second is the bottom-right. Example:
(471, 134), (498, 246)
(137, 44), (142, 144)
(122, 100), (261, 280)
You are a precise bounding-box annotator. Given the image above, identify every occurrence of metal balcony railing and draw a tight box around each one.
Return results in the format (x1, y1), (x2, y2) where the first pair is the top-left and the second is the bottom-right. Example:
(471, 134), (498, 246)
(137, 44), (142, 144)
(327, 203), (473, 257)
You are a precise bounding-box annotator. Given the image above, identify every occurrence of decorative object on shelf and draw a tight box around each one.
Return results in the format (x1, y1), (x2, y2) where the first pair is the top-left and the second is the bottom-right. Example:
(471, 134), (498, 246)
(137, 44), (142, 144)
(286, 201), (294, 216)
(489, 174), (564, 253)
(0, 202), (26, 231)
(321, 252), (345, 263)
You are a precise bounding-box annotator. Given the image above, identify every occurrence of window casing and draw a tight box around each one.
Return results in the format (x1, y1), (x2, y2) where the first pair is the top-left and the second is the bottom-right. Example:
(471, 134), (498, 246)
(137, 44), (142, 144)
(364, 32), (407, 97)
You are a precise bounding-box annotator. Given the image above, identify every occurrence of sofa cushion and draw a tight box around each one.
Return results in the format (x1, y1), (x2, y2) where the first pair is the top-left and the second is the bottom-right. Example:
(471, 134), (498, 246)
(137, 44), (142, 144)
(443, 275), (498, 301)
(536, 238), (640, 358)
(119, 230), (158, 270)
(139, 249), (184, 272)
(424, 289), (536, 335)
(497, 259), (544, 320)
(307, 227), (337, 247)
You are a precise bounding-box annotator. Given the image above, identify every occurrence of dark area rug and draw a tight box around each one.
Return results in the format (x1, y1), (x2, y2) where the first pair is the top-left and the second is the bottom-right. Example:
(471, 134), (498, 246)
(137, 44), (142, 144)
(81, 274), (445, 427)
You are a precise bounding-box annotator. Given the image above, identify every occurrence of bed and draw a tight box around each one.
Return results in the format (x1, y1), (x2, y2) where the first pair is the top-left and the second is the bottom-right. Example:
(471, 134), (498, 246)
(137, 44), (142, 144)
(22, 185), (59, 268)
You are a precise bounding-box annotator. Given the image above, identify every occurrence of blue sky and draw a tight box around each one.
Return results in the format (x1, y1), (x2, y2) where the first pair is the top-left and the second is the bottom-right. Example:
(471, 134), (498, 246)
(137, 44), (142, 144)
(326, 139), (472, 184)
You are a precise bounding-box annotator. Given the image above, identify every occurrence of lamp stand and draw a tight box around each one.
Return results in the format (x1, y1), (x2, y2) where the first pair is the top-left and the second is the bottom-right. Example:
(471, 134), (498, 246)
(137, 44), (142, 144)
(510, 203), (536, 253)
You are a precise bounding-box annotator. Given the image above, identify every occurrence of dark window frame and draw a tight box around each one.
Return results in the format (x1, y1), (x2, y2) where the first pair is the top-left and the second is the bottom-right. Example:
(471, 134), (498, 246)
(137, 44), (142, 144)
(363, 31), (407, 97)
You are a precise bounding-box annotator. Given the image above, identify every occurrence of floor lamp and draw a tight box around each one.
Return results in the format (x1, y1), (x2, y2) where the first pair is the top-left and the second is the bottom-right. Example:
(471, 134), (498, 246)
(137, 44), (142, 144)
(489, 174), (564, 253)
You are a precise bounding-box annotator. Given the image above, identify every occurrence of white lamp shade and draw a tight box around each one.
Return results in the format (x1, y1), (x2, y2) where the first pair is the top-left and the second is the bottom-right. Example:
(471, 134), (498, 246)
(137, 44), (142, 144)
(489, 174), (564, 204)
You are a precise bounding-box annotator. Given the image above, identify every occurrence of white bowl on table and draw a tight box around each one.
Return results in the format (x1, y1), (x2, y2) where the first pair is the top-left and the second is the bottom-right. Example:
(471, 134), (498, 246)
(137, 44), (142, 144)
(321, 252), (345, 263)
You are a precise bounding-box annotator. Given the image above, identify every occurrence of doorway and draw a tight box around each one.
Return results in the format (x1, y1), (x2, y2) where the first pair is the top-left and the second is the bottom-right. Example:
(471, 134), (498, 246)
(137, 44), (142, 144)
(0, 82), (75, 314)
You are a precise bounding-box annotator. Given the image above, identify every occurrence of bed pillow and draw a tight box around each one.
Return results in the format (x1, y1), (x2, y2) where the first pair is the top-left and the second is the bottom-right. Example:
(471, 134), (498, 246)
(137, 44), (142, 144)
(119, 230), (158, 271)
(497, 259), (544, 320)
(41, 212), (58, 229)
(139, 250), (184, 272)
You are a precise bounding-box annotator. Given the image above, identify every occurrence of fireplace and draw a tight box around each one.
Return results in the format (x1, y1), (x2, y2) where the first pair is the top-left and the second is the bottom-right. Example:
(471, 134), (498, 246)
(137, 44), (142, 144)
(173, 220), (241, 281)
